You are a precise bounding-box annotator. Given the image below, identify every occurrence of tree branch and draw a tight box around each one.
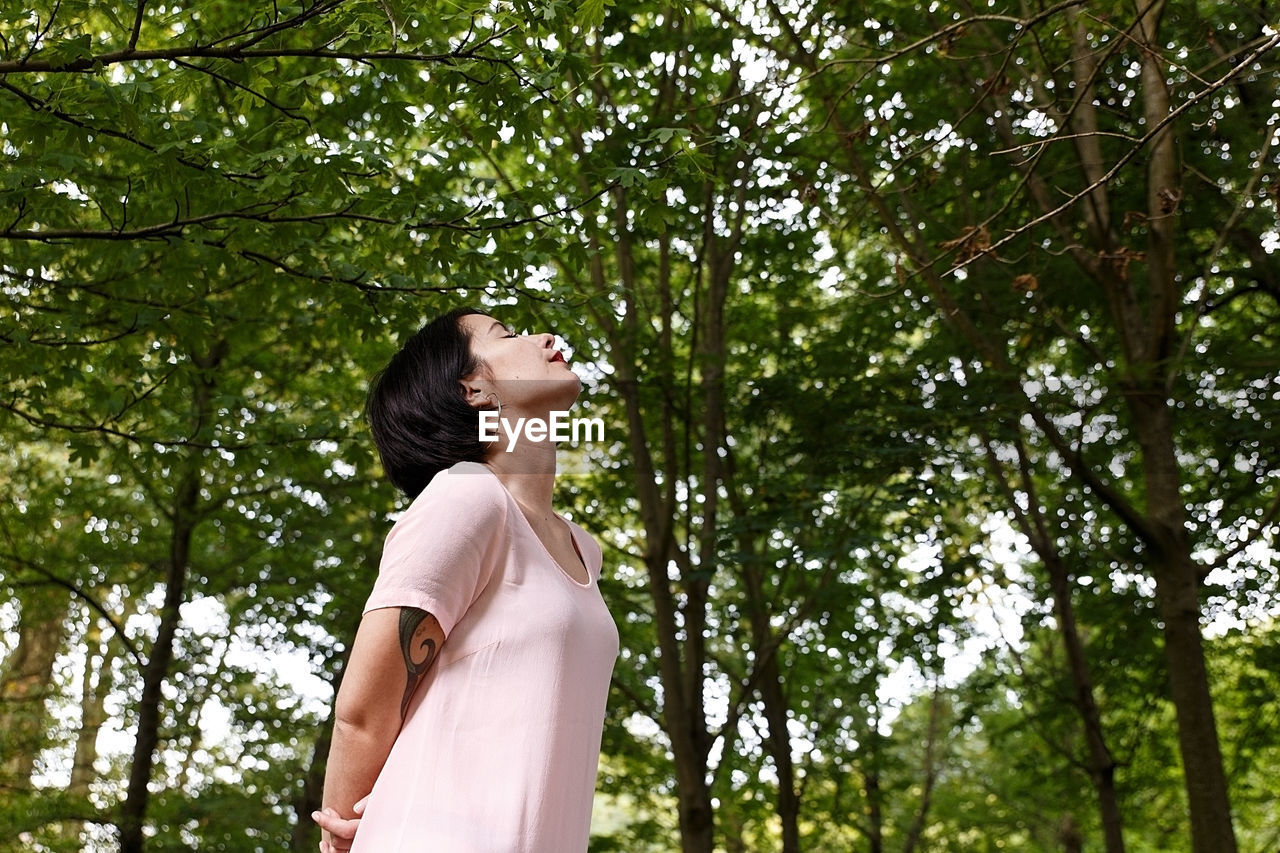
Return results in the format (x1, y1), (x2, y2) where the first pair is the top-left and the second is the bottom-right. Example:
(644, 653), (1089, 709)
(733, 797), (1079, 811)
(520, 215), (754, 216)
(0, 79), (263, 181)
(0, 172), (626, 242)
(0, 398), (343, 451)
(2, 555), (144, 667)
(940, 30), (1280, 278)
(0, 38), (524, 76)
(128, 0), (147, 52)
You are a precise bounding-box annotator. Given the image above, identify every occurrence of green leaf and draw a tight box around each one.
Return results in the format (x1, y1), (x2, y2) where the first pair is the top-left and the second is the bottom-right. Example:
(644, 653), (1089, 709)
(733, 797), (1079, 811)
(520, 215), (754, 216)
(44, 34), (94, 69)
(574, 0), (614, 29)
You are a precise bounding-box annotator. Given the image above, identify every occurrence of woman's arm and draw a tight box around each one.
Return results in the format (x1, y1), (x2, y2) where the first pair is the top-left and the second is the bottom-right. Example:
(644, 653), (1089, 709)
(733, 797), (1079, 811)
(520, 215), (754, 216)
(316, 605), (445, 849)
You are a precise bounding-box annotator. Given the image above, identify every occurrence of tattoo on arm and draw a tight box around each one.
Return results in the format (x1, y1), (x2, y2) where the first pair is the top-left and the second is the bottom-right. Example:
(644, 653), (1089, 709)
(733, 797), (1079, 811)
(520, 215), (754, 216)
(397, 607), (439, 720)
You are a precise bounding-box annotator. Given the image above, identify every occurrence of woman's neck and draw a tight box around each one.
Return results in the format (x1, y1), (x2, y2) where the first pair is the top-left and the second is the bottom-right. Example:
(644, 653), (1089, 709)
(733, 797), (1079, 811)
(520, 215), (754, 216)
(483, 440), (558, 513)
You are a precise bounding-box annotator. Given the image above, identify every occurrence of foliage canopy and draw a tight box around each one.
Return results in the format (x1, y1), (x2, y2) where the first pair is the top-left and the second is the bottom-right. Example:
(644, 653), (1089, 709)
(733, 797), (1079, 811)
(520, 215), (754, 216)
(2, 1), (1277, 851)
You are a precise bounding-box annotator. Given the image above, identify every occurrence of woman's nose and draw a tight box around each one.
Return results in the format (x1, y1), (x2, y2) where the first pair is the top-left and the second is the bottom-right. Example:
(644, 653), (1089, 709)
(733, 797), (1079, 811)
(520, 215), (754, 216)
(538, 333), (555, 348)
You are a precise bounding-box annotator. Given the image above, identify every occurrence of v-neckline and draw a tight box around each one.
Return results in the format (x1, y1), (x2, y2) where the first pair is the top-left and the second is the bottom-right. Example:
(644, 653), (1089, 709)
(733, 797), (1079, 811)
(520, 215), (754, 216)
(517, 506), (593, 588)
(479, 466), (593, 587)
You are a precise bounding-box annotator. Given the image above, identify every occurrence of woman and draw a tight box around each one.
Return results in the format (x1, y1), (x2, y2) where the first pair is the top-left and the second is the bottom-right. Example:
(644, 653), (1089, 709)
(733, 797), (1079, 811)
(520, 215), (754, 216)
(312, 308), (618, 852)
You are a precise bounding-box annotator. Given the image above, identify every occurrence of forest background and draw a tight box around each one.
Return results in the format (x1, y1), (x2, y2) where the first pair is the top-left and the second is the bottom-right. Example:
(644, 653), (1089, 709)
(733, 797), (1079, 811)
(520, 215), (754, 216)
(1, 1), (1277, 852)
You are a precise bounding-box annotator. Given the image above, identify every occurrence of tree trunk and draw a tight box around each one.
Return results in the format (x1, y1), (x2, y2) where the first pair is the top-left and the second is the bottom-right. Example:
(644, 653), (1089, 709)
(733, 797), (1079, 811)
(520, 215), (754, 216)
(290, 617), (356, 851)
(1127, 2), (1238, 848)
(737, 536), (802, 853)
(118, 466), (201, 853)
(757, 648), (801, 853)
(864, 760), (884, 853)
(603, 167), (744, 853)
(1058, 812), (1084, 853)
(0, 589), (68, 786)
(62, 609), (119, 846)
(1043, 549), (1127, 853)
(991, 434), (1128, 853)
(613, 258), (716, 853)
(900, 691), (944, 853)
(1129, 394), (1237, 853)
(119, 343), (222, 852)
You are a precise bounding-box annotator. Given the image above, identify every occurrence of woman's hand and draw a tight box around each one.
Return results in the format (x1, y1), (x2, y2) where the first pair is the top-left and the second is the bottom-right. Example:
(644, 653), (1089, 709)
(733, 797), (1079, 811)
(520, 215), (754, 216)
(313, 796), (367, 852)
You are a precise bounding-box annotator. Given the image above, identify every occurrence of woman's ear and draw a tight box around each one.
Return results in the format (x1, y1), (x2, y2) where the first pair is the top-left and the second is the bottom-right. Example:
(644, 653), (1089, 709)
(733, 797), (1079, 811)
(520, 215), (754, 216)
(460, 377), (489, 410)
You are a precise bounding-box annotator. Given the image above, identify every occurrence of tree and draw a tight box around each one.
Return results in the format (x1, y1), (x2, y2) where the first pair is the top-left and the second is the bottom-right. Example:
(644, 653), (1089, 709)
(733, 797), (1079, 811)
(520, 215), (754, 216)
(2, 0), (591, 848)
(4, 0), (1276, 850)
(464, 6), (992, 850)
(732, 0), (1278, 848)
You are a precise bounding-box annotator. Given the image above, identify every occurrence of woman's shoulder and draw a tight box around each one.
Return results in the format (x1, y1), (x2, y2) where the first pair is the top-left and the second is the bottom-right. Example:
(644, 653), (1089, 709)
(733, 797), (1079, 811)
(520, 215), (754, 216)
(419, 460), (508, 506)
(393, 461), (510, 533)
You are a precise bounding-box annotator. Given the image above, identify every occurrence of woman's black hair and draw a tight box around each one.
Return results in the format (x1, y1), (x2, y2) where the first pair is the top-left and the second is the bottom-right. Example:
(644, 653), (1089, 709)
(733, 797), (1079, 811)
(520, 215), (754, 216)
(366, 307), (493, 497)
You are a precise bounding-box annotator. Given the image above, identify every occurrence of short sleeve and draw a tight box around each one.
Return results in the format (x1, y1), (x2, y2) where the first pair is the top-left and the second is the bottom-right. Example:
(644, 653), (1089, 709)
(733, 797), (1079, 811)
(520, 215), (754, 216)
(363, 462), (509, 637)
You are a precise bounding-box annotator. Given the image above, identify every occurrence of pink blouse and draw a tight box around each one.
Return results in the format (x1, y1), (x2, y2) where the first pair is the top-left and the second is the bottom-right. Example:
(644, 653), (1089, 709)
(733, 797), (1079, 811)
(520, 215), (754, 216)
(351, 461), (619, 852)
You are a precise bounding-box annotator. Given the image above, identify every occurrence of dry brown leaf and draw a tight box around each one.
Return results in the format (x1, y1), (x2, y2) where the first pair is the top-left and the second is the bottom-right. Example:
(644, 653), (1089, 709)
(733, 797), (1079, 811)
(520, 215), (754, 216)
(1013, 273), (1039, 293)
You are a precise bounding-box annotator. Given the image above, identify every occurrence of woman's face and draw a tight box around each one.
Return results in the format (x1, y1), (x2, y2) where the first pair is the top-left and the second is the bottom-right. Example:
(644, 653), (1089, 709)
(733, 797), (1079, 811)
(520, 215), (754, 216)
(458, 313), (580, 413)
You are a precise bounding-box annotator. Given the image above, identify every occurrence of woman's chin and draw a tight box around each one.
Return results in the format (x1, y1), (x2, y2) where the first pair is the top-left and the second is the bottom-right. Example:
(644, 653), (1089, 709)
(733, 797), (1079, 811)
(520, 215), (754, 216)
(546, 372), (583, 409)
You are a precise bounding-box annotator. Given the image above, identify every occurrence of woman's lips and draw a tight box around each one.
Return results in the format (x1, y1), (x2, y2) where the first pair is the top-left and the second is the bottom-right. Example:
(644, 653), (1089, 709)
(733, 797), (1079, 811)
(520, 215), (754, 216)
(551, 351), (567, 364)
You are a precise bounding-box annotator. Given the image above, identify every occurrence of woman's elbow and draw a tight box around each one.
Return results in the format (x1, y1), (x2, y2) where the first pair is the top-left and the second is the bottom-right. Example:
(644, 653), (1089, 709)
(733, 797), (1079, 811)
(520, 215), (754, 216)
(333, 691), (400, 741)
